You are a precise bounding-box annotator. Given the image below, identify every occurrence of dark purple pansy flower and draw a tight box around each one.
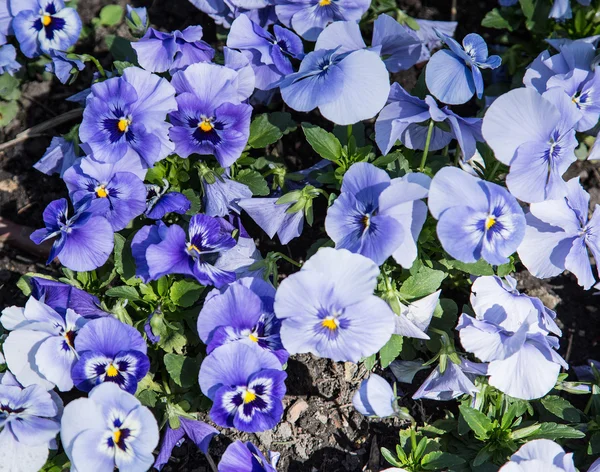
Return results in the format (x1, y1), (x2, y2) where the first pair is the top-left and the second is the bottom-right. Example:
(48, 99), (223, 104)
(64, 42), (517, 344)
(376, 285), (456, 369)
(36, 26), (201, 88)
(45, 50), (84, 84)
(145, 181), (191, 220)
(199, 343), (286, 432)
(63, 156), (147, 231)
(132, 26), (214, 74)
(30, 198), (114, 272)
(30, 276), (108, 318)
(71, 317), (150, 394)
(79, 67), (177, 168)
(169, 63), (253, 168)
(227, 14), (304, 90)
(154, 419), (219, 471)
(137, 214), (237, 288)
(198, 278), (288, 364)
(219, 440), (280, 472)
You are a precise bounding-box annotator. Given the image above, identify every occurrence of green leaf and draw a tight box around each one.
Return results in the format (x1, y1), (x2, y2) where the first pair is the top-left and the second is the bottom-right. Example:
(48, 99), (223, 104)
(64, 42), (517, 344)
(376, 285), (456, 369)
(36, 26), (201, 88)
(379, 335), (403, 368)
(588, 431), (600, 455)
(99, 5), (124, 26)
(236, 169), (269, 196)
(105, 35), (137, 62)
(164, 353), (199, 388)
(170, 280), (204, 307)
(421, 451), (465, 470)
(512, 422), (585, 441)
(540, 395), (581, 422)
(302, 123), (343, 161)
(445, 258), (494, 276)
(0, 100), (18, 127)
(158, 322), (187, 354)
(113, 233), (139, 284)
(105, 286), (140, 301)
(381, 447), (404, 468)
(459, 405), (492, 439)
(481, 8), (514, 31)
(399, 264), (447, 299)
(0, 74), (20, 101)
(247, 113), (292, 148)
(137, 390), (158, 407)
(182, 188), (201, 214)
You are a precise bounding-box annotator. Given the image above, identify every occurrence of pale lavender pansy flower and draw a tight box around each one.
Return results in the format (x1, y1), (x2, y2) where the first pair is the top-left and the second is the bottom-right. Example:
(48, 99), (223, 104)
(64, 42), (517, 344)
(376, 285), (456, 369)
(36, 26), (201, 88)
(314, 16), (422, 73)
(0, 371), (61, 471)
(375, 84), (483, 160)
(11, 0), (82, 58)
(219, 440), (280, 472)
(1, 296), (88, 391)
(188, 0), (275, 30)
(45, 50), (84, 84)
(60, 382), (159, 472)
(393, 290), (441, 339)
(30, 198), (115, 272)
(80, 67), (177, 168)
(145, 182), (191, 220)
(482, 87), (580, 203)
(0, 42), (19, 74)
(227, 14), (304, 90)
(224, 47), (257, 100)
(238, 197), (305, 244)
(199, 343), (286, 432)
(33, 137), (79, 177)
(154, 419), (219, 471)
(325, 162), (431, 267)
(499, 439), (576, 471)
(274, 0), (370, 41)
(201, 170), (252, 218)
(71, 317), (150, 394)
(169, 62), (253, 168)
(428, 167), (526, 266)
(352, 374), (397, 418)
(412, 359), (484, 401)
(274, 248), (396, 362)
(549, 0), (591, 20)
(517, 177), (600, 290)
(414, 19), (457, 62)
(0, 0), (11, 36)
(590, 457), (600, 472)
(426, 32), (501, 105)
(132, 26), (214, 73)
(198, 278), (288, 364)
(63, 156), (147, 232)
(279, 47), (390, 125)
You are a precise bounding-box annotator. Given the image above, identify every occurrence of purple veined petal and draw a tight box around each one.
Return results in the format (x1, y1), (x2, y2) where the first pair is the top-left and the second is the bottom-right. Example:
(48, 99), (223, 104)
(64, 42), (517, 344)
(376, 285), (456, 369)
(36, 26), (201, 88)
(425, 49), (474, 105)
(237, 198), (290, 239)
(276, 208), (304, 245)
(227, 14), (274, 63)
(9, 413), (60, 447)
(462, 33), (489, 64)
(274, 24), (304, 58)
(56, 215), (114, 272)
(171, 62), (240, 107)
(412, 362), (478, 401)
(523, 50), (554, 92)
(3, 330), (55, 390)
(123, 67), (177, 126)
(428, 166), (488, 218)
(439, 109), (482, 161)
(487, 339), (561, 400)
(318, 49), (391, 125)
(131, 222), (166, 283)
(352, 374), (396, 417)
(146, 224), (193, 281)
(203, 176), (252, 218)
(375, 103), (433, 155)
(340, 161), (391, 209)
(59, 396), (104, 459)
(325, 191), (370, 255)
(471, 66), (484, 99)
(437, 32), (472, 63)
(75, 316), (147, 357)
(132, 28), (178, 73)
(147, 192), (191, 220)
(549, 0), (572, 19)
(436, 205), (486, 263)
(223, 47), (256, 100)
(314, 20), (366, 53)
(22, 295), (66, 329)
(70, 428), (116, 472)
(34, 137), (79, 177)
(541, 87), (583, 135)
(372, 13), (421, 72)
(40, 198), (69, 233)
(482, 87), (561, 165)
(219, 440), (278, 472)
(356, 214), (404, 266)
(564, 236), (595, 289)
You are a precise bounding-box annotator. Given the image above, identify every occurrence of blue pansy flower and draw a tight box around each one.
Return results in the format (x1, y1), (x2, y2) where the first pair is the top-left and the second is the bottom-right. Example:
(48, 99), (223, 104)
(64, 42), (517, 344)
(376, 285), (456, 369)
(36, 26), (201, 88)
(144, 181), (191, 220)
(219, 441), (280, 472)
(425, 31), (501, 105)
(33, 136), (79, 177)
(45, 50), (84, 84)
(11, 0), (82, 58)
(549, 0), (591, 20)
(0, 39), (20, 75)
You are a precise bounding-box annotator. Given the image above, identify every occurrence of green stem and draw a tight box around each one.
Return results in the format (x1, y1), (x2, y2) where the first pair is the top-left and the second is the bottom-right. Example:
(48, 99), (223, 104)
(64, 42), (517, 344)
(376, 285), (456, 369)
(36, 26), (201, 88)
(274, 252), (302, 268)
(346, 124), (353, 144)
(419, 119), (435, 172)
(84, 55), (106, 77)
(488, 160), (501, 181)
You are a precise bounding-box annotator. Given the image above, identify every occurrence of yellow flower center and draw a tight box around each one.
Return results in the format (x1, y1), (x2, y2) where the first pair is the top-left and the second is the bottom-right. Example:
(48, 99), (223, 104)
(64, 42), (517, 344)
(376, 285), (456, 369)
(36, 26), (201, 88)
(42, 14), (52, 26)
(187, 243), (201, 253)
(484, 216), (496, 231)
(96, 185), (108, 198)
(248, 333), (259, 342)
(319, 0), (332, 5)
(242, 389), (256, 404)
(117, 118), (131, 133)
(198, 118), (213, 132)
(106, 364), (119, 377)
(321, 317), (338, 331)
(113, 429), (122, 445)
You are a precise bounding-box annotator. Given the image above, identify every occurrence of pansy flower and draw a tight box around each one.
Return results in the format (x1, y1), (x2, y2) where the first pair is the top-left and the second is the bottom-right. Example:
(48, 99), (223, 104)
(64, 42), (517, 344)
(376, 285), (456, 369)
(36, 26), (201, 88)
(201, 170), (252, 218)
(71, 317), (150, 394)
(0, 371), (61, 471)
(33, 136), (79, 177)
(274, 248), (396, 362)
(482, 87), (580, 203)
(132, 26), (214, 74)
(425, 31), (501, 105)
(412, 359), (485, 401)
(227, 14), (304, 90)
(219, 441), (280, 472)
(1, 296), (88, 391)
(499, 439), (577, 472)
(414, 19), (457, 62)
(61, 382), (159, 472)
(45, 50), (85, 84)
(238, 197), (305, 244)
(30, 198), (115, 272)
(549, 0), (591, 20)
(0, 41), (20, 75)
(11, 0), (82, 58)
(198, 278), (288, 364)
(137, 214), (237, 288)
(274, 0), (370, 41)
(325, 162), (431, 267)
(79, 67), (177, 168)
(144, 181), (191, 220)
(63, 156), (147, 232)
(199, 343), (287, 432)
(169, 62), (253, 168)
(352, 374), (398, 418)
(428, 167), (526, 266)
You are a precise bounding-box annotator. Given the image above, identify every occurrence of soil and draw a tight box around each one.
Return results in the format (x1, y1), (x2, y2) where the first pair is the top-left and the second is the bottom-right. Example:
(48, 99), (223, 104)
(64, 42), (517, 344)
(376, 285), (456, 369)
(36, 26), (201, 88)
(2, 1), (599, 471)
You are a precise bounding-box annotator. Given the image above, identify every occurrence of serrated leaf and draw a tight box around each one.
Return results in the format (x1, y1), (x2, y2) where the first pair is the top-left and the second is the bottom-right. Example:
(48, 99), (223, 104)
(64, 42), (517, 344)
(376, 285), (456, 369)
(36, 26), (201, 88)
(379, 335), (403, 368)
(481, 8), (514, 31)
(182, 188), (201, 214)
(459, 405), (492, 439)
(446, 258), (494, 276)
(137, 389), (158, 407)
(512, 422), (585, 440)
(164, 353), (199, 388)
(399, 265), (447, 299)
(170, 280), (203, 307)
(105, 285), (140, 301)
(99, 4), (124, 26)
(540, 395), (581, 422)
(158, 322), (187, 354)
(247, 113), (288, 148)
(302, 123), (342, 161)
(236, 168), (269, 196)
(421, 451), (465, 470)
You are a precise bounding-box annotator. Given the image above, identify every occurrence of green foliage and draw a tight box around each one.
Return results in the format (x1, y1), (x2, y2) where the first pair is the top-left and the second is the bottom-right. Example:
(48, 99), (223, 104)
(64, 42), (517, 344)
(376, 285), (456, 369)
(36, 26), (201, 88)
(96, 5), (124, 27)
(248, 112), (296, 148)
(302, 123), (343, 161)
